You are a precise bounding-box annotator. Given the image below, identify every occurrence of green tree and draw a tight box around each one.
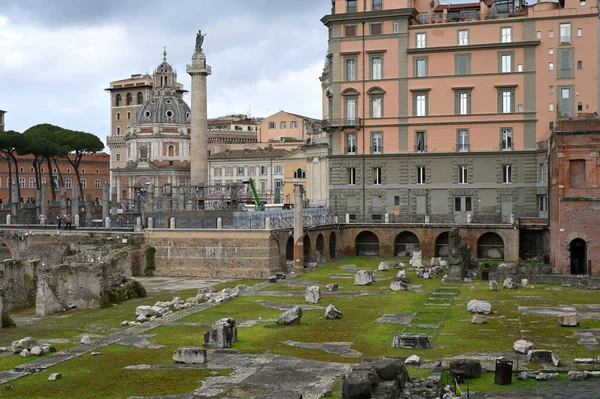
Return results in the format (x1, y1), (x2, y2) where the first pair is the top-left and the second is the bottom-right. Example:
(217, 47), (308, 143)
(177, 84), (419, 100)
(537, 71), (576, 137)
(22, 124), (68, 201)
(56, 130), (104, 200)
(0, 130), (26, 204)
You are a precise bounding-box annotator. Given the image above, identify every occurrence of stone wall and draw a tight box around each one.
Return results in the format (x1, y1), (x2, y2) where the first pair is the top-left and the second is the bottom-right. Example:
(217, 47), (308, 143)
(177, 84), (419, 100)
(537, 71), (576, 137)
(0, 259), (38, 310)
(145, 229), (283, 278)
(35, 264), (69, 316)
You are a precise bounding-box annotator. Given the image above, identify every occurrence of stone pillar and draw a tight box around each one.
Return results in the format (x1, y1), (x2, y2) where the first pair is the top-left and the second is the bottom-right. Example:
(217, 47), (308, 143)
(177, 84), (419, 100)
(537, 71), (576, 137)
(102, 183), (110, 220)
(186, 41), (211, 185)
(74, 214), (80, 228)
(35, 187), (41, 219)
(345, 213), (350, 224)
(40, 182), (47, 218)
(85, 194), (92, 224)
(384, 213), (389, 224)
(217, 217), (222, 229)
(147, 217), (153, 230)
(105, 217), (110, 228)
(265, 217), (271, 230)
(10, 183), (18, 219)
(147, 184), (155, 213)
(60, 188), (66, 219)
(111, 186), (117, 220)
(71, 185), (79, 222)
(170, 217), (176, 229)
(293, 184), (304, 273)
(6, 214), (10, 225)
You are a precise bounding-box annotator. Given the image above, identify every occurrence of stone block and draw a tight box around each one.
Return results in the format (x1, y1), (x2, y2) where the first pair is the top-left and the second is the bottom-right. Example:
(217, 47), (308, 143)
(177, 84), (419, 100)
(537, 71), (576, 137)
(11, 337), (37, 353)
(325, 304), (343, 320)
(404, 355), (420, 365)
(503, 278), (518, 289)
(305, 286), (321, 304)
(378, 262), (389, 271)
(325, 283), (338, 292)
(528, 349), (557, 365)
(389, 281), (407, 291)
(278, 306), (302, 326)
(354, 270), (374, 286)
(471, 315), (487, 324)
(448, 359), (482, 379)
(173, 347), (207, 364)
(557, 313), (581, 327)
(568, 370), (587, 381)
(467, 300), (492, 314)
(204, 318), (237, 349)
(513, 340), (535, 354)
(48, 373), (62, 381)
(489, 280), (498, 291)
(392, 334), (430, 349)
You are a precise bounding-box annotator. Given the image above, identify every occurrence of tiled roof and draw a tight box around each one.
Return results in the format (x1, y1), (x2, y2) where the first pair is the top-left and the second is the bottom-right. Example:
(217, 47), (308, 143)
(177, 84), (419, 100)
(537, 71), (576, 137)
(209, 148), (290, 160)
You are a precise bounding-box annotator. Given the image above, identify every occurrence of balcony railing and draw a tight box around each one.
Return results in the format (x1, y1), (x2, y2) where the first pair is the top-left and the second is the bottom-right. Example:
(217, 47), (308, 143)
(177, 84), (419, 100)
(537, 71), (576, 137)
(322, 118), (361, 129)
(414, 145), (428, 153)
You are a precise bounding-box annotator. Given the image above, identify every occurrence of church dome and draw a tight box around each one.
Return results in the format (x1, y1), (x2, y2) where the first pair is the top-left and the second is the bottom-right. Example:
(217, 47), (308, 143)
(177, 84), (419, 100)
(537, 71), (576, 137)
(135, 95), (191, 125)
(133, 50), (191, 126)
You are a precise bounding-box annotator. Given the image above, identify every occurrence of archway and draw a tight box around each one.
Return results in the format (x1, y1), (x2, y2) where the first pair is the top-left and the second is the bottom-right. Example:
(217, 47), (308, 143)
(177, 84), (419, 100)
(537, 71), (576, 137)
(435, 232), (449, 257)
(477, 232), (504, 260)
(569, 238), (587, 275)
(285, 236), (294, 261)
(0, 237), (15, 260)
(355, 231), (379, 256)
(316, 234), (325, 260)
(303, 235), (312, 263)
(394, 231), (420, 256)
(329, 232), (337, 260)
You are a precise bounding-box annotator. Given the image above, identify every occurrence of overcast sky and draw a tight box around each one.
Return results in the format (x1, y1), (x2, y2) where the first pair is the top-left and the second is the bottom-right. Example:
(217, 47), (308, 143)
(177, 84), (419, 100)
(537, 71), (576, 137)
(0, 0), (330, 144)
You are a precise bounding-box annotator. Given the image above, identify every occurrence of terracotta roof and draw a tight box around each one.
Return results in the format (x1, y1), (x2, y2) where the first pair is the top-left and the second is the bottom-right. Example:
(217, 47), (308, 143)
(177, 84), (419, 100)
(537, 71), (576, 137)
(209, 148), (290, 160)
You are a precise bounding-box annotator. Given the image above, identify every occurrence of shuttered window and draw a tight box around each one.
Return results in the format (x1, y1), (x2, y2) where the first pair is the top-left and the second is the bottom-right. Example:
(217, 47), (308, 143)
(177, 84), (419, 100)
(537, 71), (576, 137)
(558, 49), (573, 78)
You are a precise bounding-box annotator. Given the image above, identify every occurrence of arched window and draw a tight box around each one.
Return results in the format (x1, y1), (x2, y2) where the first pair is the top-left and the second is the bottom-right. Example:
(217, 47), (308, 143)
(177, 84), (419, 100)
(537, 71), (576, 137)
(168, 145), (174, 157)
(137, 92), (143, 105)
(116, 112), (121, 120)
(116, 126), (121, 136)
(115, 94), (122, 107)
(126, 93), (133, 105)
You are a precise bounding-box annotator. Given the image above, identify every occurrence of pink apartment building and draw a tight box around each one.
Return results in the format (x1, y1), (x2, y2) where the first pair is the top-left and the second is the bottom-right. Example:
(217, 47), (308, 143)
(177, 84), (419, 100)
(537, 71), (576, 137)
(321, 0), (597, 252)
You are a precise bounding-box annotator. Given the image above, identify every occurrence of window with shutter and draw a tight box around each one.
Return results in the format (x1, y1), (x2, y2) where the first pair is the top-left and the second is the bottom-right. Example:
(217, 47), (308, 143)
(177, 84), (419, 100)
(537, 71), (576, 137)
(558, 49), (573, 78)
(455, 54), (470, 75)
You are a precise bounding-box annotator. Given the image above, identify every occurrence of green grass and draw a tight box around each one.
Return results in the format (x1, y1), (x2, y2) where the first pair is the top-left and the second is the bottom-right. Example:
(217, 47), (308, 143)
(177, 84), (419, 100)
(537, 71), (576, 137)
(2, 257), (598, 397)
(212, 279), (263, 292)
(3, 345), (232, 399)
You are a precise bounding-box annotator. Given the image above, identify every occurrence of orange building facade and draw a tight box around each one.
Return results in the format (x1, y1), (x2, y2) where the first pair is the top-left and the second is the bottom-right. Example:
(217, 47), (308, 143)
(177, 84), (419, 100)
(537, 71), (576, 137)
(322, 0), (598, 223)
(0, 153), (110, 206)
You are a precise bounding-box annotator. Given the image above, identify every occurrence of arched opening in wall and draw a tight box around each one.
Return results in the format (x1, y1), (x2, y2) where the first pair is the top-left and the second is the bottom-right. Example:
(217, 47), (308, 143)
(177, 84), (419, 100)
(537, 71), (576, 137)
(286, 236), (294, 261)
(394, 231), (420, 257)
(66, 197), (72, 207)
(569, 238), (587, 275)
(126, 93), (133, 106)
(137, 92), (143, 105)
(316, 234), (325, 260)
(355, 231), (379, 256)
(477, 232), (505, 260)
(115, 94), (122, 107)
(329, 232), (337, 260)
(0, 240), (13, 261)
(435, 232), (450, 257)
(303, 235), (312, 263)
(168, 145), (174, 157)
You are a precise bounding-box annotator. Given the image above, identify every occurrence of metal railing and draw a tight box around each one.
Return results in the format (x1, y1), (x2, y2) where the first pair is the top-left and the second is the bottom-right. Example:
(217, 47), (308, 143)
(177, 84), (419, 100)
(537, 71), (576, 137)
(322, 118), (361, 129)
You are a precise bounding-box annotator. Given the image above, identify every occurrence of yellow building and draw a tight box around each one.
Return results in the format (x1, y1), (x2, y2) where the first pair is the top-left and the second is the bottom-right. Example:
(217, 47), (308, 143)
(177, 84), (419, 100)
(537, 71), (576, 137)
(283, 148), (308, 205)
(259, 110), (320, 149)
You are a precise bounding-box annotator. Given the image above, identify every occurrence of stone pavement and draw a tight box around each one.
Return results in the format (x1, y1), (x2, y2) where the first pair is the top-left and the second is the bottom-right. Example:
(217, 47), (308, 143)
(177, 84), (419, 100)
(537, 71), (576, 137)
(126, 349), (350, 399)
(468, 379), (600, 399)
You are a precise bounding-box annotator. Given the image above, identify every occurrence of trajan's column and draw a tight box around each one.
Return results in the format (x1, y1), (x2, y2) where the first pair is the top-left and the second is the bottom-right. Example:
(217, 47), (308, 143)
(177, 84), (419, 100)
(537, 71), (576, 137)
(187, 30), (211, 185)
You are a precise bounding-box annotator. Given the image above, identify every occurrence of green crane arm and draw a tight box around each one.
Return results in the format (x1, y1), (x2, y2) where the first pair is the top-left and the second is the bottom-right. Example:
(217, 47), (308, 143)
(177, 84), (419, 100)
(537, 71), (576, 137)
(245, 178), (264, 211)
